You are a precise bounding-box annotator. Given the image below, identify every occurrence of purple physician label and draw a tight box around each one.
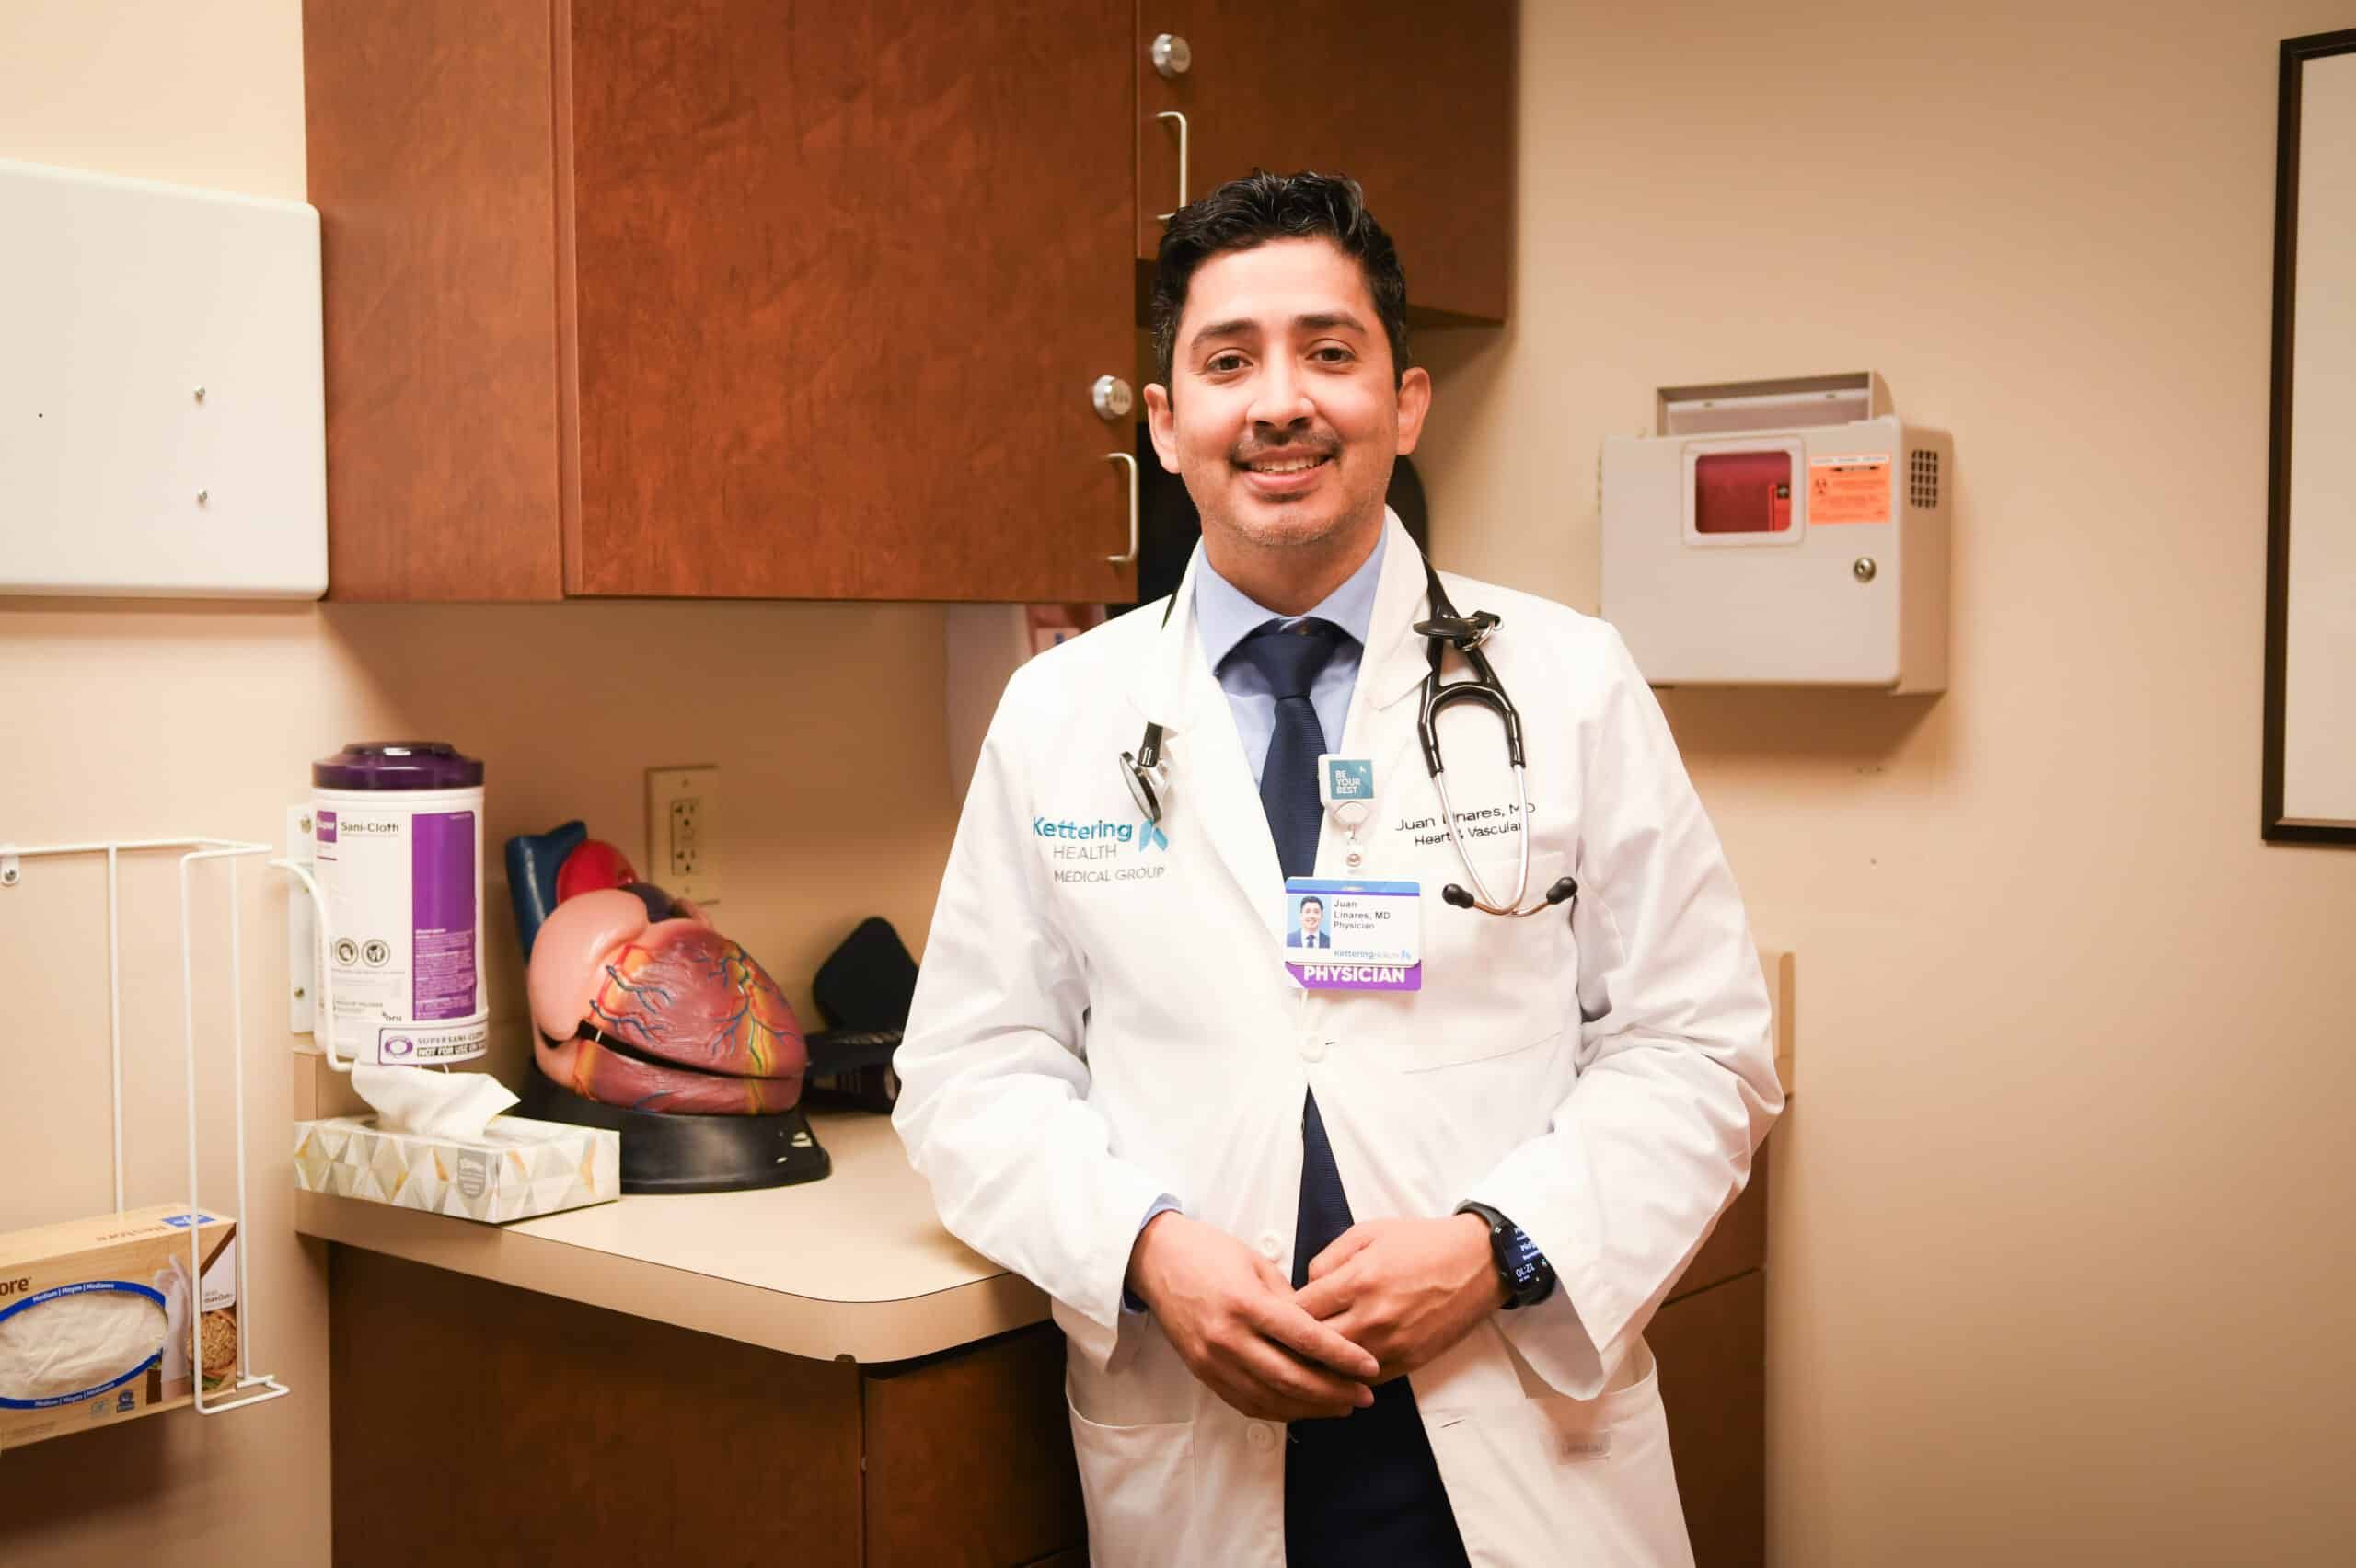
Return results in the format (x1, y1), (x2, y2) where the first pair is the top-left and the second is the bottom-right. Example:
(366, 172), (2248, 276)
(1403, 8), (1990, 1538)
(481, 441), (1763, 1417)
(1283, 877), (1422, 992)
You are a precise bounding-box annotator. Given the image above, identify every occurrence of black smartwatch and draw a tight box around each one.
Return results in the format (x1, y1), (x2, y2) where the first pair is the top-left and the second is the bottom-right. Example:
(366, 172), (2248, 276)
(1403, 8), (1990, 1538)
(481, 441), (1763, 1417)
(1455, 1202), (1556, 1309)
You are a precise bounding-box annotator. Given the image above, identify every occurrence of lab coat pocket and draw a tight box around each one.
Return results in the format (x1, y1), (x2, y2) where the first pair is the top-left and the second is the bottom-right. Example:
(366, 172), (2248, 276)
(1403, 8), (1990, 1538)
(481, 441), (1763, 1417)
(1421, 1342), (1692, 1568)
(1066, 1386), (1195, 1568)
(1403, 847), (1579, 1072)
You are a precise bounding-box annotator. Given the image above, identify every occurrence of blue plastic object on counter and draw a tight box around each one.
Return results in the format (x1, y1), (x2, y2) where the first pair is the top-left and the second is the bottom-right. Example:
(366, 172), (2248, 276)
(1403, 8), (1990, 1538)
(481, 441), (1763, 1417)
(503, 820), (587, 962)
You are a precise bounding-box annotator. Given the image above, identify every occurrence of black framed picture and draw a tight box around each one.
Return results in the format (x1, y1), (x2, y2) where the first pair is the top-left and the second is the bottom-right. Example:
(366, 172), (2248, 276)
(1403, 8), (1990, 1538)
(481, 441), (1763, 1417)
(2263, 29), (2356, 846)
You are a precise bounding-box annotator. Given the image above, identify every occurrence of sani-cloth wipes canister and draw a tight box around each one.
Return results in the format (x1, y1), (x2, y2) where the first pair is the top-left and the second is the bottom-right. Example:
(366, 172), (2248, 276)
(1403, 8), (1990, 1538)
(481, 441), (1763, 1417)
(312, 742), (489, 1066)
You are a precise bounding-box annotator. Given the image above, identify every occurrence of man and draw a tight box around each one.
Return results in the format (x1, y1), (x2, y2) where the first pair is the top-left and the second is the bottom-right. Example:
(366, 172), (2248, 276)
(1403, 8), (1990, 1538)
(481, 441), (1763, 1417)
(895, 172), (1780, 1567)
(1290, 894), (1328, 948)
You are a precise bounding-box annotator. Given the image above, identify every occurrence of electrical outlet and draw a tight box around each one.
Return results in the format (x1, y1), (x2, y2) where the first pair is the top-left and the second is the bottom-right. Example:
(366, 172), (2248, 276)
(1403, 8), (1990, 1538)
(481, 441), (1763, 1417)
(646, 766), (720, 905)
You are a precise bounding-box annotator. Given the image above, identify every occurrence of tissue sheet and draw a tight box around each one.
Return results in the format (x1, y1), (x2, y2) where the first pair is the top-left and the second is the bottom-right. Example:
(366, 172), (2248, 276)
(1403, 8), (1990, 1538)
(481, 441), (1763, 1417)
(351, 1063), (518, 1138)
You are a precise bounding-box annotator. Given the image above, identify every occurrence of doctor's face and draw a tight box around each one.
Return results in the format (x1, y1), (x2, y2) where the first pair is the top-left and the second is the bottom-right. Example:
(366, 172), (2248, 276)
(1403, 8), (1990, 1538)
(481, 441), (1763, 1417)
(1145, 237), (1431, 561)
(1299, 899), (1323, 936)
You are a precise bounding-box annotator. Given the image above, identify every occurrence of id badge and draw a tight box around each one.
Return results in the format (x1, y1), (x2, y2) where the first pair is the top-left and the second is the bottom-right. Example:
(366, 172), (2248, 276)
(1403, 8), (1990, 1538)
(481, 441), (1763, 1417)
(1283, 876), (1422, 991)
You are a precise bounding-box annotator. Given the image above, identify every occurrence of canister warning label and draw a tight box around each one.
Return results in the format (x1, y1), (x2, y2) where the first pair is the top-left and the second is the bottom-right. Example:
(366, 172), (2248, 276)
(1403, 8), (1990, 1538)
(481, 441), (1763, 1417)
(1807, 455), (1891, 524)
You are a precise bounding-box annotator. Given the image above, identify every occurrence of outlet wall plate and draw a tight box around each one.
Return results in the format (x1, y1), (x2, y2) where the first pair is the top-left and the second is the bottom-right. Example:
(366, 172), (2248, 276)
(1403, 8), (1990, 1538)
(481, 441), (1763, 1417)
(645, 765), (721, 905)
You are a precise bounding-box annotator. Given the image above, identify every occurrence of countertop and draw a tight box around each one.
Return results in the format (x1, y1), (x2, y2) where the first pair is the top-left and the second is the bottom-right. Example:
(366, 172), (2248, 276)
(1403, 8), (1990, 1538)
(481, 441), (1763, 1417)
(293, 1109), (1046, 1365)
(294, 947), (1790, 1366)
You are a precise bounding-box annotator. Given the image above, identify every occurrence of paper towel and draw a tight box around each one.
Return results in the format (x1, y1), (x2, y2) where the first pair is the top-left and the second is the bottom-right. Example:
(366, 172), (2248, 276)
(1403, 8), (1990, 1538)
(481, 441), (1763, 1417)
(351, 1063), (517, 1138)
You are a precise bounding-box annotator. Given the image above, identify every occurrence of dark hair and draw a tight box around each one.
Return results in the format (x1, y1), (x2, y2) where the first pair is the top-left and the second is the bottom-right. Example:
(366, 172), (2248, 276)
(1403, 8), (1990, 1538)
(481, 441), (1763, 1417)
(1299, 895), (1324, 913)
(1149, 170), (1411, 388)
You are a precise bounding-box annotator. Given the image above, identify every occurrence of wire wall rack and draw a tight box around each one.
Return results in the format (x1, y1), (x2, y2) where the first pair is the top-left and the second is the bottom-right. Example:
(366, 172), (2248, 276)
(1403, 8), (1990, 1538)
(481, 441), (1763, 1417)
(0, 834), (325, 1419)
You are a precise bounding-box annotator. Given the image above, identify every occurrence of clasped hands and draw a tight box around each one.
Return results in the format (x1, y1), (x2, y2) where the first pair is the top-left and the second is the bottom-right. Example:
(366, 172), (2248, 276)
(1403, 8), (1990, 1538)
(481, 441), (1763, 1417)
(1124, 1212), (1507, 1423)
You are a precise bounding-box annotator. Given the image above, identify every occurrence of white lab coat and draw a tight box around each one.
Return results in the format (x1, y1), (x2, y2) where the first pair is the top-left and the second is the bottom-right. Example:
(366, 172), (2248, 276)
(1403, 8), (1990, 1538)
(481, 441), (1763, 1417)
(895, 513), (1782, 1568)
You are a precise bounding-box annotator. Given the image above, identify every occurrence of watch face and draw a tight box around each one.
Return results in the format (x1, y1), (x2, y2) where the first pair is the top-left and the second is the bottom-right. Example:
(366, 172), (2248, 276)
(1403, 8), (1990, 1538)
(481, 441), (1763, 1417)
(1506, 1226), (1543, 1282)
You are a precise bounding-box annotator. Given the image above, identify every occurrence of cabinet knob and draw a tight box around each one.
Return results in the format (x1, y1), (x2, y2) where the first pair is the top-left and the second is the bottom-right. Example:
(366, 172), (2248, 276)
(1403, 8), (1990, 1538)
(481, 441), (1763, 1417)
(1091, 375), (1135, 421)
(1151, 33), (1192, 78)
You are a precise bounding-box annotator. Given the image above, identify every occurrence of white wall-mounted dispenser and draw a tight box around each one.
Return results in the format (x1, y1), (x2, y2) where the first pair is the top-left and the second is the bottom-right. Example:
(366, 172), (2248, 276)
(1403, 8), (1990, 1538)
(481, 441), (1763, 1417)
(1601, 372), (1950, 692)
(0, 157), (325, 597)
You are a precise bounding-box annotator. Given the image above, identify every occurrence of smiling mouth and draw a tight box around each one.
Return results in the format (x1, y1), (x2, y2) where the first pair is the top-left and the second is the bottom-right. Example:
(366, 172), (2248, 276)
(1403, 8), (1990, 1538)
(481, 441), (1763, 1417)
(1237, 454), (1333, 475)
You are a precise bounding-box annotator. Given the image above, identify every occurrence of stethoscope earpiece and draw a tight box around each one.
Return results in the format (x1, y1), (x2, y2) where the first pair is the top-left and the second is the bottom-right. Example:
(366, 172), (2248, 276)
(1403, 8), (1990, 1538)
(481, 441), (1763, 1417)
(1444, 875), (1578, 918)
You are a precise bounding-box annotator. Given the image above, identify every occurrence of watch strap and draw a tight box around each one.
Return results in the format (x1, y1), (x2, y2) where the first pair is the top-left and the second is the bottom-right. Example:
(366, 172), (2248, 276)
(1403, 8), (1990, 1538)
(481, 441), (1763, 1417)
(1455, 1201), (1556, 1309)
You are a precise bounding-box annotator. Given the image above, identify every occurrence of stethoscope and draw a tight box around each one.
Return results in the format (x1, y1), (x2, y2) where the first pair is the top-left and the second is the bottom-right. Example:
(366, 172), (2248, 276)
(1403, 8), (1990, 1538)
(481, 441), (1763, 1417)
(1120, 552), (1579, 919)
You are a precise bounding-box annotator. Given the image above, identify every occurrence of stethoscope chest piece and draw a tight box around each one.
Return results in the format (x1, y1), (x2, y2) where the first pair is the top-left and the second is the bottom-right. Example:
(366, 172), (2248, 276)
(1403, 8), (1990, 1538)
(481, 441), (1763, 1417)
(1121, 724), (1170, 825)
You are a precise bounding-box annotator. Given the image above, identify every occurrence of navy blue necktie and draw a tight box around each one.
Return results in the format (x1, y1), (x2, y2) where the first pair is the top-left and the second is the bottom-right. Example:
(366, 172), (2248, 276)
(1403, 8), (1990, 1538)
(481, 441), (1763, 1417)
(1238, 619), (1340, 884)
(1235, 620), (1471, 1568)
(1234, 621), (1356, 1286)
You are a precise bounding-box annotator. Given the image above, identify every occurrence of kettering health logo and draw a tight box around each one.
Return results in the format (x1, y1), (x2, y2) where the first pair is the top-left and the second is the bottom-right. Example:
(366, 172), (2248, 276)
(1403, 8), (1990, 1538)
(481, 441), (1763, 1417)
(1033, 816), (1167, 855)
(1037, 813), (1170, 883)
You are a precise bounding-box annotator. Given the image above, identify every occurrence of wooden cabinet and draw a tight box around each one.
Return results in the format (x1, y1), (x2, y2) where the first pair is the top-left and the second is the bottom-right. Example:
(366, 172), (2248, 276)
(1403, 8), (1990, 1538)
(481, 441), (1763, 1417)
(862, 1329), (1086, 1566)
(304, 2), (1519, 603)
(305, 0), (1141, 604)
(1135, 1), (1517, 323)
(328, 1248), (1086, 1566)
(1654, 1273), (1768, 1568)
(1653, 1143), (1772, 1567)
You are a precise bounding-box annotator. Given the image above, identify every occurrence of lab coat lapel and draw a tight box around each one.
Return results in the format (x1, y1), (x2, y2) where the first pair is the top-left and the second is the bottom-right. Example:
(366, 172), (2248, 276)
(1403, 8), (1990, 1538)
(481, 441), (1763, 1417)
(1126, 551), (1287, 942)
(1337, 513), (1439, 801)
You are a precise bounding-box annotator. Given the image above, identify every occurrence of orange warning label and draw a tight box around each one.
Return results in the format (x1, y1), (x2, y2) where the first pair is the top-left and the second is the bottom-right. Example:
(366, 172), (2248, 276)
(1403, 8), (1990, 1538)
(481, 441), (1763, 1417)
(1807, 454), (1891, 525)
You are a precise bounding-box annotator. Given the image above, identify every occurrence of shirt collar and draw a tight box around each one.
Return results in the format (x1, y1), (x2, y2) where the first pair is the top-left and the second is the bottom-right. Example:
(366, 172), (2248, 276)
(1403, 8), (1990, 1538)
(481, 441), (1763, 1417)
(1193, 524), (1389, 672)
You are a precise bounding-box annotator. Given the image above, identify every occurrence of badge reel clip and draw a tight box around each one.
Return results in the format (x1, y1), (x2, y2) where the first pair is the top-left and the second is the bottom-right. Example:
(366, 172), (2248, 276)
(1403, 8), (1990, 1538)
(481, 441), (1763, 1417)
(1316, 756), (1380, 871)
(1332, 798), (1374, 870)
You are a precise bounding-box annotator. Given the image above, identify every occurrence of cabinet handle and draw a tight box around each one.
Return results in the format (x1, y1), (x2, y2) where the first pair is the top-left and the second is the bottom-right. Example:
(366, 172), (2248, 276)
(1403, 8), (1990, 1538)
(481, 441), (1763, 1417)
(1105, 451), (1139, 565)
(1155, 111), (1189, 222)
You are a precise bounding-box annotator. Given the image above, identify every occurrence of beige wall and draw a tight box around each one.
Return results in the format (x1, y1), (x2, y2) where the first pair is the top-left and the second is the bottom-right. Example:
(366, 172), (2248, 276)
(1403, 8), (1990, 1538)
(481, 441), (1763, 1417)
(0, 5), (961, 1561)
(14, 0), (2356, 1563)
(1416, 1), (2356, 1562)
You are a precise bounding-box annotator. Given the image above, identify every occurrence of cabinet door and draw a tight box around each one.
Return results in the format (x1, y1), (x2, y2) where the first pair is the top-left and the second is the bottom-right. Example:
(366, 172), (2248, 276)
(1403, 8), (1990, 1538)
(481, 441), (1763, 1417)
(305, 0), (571, 602)
(862, 1326), (1086, 1566)
(564, 0), (1140, 602)
(1135, 2), (1514, 324)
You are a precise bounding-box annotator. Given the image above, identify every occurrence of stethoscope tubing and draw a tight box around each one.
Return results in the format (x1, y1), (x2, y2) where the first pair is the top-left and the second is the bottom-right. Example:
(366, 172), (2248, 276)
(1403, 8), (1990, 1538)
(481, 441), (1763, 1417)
(1432, 762), (1534, 915)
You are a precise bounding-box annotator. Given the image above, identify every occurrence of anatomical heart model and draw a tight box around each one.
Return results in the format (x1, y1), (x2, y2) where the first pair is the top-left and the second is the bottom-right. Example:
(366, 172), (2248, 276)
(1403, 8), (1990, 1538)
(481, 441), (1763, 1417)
(503, 822), (829, 1192)
(529, 886), (808, 1115)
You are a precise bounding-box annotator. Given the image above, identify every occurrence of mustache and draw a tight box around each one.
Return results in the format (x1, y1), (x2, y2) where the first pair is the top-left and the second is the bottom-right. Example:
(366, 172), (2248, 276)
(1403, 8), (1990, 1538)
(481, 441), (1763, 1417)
(1230, 434), (1339, 464)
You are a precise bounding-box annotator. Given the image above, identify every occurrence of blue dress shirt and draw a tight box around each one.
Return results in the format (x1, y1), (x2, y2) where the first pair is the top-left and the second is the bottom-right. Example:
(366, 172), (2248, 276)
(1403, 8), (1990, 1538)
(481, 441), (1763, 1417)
(1192, 528), (1388, 781)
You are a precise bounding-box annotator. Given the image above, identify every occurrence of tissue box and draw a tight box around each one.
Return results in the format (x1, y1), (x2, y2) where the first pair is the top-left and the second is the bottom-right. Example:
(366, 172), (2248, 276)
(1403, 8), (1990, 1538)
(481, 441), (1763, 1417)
(0, 1205), (236, 1452)
(294, 1114), (618, 1223)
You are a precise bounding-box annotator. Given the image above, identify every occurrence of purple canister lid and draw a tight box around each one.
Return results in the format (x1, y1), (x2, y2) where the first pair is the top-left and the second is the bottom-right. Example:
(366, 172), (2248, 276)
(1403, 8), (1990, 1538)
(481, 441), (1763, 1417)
(312, 741), (484, 790)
